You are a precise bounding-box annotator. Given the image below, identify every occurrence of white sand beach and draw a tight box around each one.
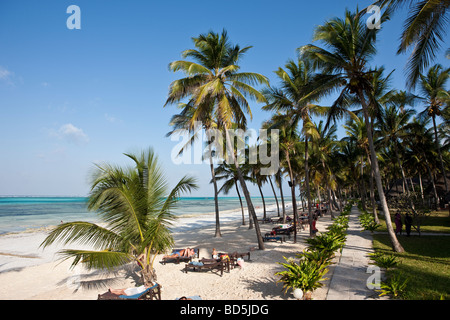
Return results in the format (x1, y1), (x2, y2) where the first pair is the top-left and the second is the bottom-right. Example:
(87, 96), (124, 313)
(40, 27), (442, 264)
(0, 204), (337, 300)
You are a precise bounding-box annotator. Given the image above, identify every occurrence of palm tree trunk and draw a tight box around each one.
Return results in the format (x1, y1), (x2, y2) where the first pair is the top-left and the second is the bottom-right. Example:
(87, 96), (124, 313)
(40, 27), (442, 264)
(208, 142), (221, 237)
(277, 172), (287, 222)
(235, 181), (245, 225)
(285, 149), (298, 243)
(358, 88), (404, 253)
(394, 144), (410, 195)
(432, 115), (449, 194)
(225, 129), (264, 249)
(360, 155), (367, 211)
(257, 184), (267, 220)
(305, 137), (313, 237)
(425, 159), (439, 210)
(268, 176), (281, 217)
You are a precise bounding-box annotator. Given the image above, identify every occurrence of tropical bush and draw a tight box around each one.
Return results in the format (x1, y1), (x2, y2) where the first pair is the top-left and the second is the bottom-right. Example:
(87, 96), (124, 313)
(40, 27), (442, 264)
(370, 253), (399, 270)
(359, 211), (381, 233)
(275, 256), (329, 299)
(306, 230), (346, 255)
(377, 274), (409, 299)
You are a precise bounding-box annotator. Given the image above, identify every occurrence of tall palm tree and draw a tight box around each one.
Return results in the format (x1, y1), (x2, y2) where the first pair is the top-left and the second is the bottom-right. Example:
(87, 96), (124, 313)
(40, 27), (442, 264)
(165, 30), (269, 249)
(343, 116), (370, 210)
(370, 0), (449, 88)
(40, 148), (198, 285)
(299, 9), (404, 252)
(377, 104), (416, 195)
(166, 102), (223, 237)
(263, 58), (327, 236)
(418, 64), (450, 193)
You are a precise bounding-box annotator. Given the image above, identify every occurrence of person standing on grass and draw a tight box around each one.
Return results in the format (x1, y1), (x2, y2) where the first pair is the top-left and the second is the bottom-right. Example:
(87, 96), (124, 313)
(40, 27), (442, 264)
(394, 212), (403, 235)
(405, 213), (413, 237)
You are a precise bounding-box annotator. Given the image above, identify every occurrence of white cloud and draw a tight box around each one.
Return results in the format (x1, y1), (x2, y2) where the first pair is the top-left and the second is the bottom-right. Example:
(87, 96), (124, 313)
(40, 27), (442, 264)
(104, 113), (117, 123)
(56, 123), (90, 145)
(0, 66), (14, 85)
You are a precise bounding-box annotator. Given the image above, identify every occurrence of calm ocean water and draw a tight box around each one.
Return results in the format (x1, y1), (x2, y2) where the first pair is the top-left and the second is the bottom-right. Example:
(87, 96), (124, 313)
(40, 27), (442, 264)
(0, 196), (285, 235)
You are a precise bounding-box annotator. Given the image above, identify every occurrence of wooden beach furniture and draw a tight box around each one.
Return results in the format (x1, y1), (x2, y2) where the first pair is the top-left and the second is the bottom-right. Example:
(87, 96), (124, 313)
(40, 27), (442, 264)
(263, 233), (285, 243)
(184, 258), (228, 276)
(216, 251), (251, 268)
(97, 283), (162, 300)
(162, 248), (199, 265)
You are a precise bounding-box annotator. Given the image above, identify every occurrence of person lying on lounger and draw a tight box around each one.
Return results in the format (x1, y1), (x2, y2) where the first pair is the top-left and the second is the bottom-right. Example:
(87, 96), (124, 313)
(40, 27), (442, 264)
(163, 248), (195, 259)
(108, 284), (150, 296)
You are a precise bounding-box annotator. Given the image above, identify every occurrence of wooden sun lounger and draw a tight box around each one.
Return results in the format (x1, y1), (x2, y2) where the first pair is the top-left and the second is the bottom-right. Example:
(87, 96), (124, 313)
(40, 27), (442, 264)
(263, 233), (285, 243)
(162, 248), (198, 265)
(97, 283), (162, 300)
(184, 258), (228, 276)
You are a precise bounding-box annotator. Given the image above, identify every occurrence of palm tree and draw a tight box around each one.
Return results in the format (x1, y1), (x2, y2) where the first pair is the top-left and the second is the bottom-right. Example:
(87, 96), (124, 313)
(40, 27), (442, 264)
(370, 0), (449, 88)
(418, 64), (450, 193)
(299, 9), (404, 252)
(40, 148), (198, 285)
(343, 117), (370, 210)
(166, 102), (223, 237)
(310, 121), (340, 218)
(263, 58), (327, 237)
(214, 161), (252, 227)
(377, 104), (416, 195)
(165, 30), (269, 249)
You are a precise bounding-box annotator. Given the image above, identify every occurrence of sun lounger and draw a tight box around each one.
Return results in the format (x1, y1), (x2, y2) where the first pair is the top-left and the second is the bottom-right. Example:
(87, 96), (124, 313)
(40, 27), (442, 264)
(184, 258), (228, 276)
(97, 283), (162, 300)
(263, 233), (285, 243)
(162, 248), (198, 265)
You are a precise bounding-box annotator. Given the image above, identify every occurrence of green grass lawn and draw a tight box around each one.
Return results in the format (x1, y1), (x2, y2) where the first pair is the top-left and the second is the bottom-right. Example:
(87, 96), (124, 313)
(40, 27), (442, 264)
(373, 233), (450, 300)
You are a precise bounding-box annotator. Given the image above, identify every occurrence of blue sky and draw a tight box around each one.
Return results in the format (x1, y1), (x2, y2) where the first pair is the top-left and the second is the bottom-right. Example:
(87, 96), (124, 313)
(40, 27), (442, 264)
(0, 0), (448, 197)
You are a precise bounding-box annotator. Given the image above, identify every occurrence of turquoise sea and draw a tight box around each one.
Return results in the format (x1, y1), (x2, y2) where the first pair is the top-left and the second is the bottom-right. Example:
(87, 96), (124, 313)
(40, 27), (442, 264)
(0, 196), (285, 235)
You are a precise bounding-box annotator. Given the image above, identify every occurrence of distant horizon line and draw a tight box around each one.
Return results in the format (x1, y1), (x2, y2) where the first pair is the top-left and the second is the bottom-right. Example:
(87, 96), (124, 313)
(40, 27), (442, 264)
(0, 195), (285, 199)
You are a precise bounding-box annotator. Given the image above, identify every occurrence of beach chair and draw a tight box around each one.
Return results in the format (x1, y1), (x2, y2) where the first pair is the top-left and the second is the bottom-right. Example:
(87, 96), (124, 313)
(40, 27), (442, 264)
(263, 233), (285, 243)
(162, 248), (198, 265)
(97, 283), (162, 300)
(184, 258), (227, 276)
(216, 251), (251, 268)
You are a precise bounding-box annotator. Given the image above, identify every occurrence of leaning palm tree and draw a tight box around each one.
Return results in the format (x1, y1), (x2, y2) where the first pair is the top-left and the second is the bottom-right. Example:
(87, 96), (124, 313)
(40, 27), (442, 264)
(165, 30), (269, 249)
(418, 64), (450, 193)
(40, 148), (198, 285)
(299, 9), (404, 252)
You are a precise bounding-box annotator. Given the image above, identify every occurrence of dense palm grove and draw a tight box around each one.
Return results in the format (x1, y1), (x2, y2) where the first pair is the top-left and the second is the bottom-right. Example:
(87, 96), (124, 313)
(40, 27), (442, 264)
(166, 5), (449, 254)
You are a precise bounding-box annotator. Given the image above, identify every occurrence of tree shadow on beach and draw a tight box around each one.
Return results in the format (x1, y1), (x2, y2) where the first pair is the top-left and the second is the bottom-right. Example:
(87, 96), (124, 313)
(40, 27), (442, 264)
(240, 276), (289, 300)
(57, 263), (142, 293)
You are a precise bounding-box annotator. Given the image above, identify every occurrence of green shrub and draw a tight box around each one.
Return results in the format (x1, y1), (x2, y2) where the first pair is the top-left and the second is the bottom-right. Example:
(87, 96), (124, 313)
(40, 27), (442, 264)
(306, 231), (346, 255)
(297, 248), (334, 269)
(276, 256), (329, 298)
(370, 253), (399, 270)
(377, 274), (409, 299)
